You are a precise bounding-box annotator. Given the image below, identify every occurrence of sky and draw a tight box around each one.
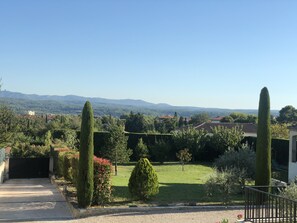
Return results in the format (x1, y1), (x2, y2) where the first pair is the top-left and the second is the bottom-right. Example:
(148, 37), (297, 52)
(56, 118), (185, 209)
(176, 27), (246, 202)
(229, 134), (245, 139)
(0, 0), (296, 110)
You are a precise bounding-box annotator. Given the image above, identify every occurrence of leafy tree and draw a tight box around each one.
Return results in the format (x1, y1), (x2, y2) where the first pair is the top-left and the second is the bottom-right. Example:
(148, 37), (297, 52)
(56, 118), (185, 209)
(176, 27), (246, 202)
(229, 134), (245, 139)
(176, 148), (192, 171)
(154, 114), (178, 133)
(0, 106), (17, 146)
(135, 138), (149, 160)
(104, 118), (132, 176)
(128, 158), (159, 200)
(220, 116), (234, 123)
(172, 127), (208, 161)
(271, 124), (289, 139)
(277, 105), (297, 124)
(255, 87), (271, 187)
(122, 112), (154, 133)
(230, 112), (257, 123)
(210, 125), (244, 154)
(189, 113), (209, 125)
(77, 101), (94, 208)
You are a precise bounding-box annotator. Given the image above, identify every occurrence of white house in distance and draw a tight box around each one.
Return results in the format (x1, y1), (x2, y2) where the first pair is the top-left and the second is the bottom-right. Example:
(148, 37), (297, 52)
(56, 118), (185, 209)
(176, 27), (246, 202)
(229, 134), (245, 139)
(28, 111), (35, 116)
(288, 126), (297, 182)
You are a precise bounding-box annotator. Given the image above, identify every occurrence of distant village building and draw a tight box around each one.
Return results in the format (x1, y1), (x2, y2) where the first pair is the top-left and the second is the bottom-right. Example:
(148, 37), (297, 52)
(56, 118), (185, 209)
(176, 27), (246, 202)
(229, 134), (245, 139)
(210, 116), (224, 123)
(28, 111), (35, 116)
(194, 122), (257, 137)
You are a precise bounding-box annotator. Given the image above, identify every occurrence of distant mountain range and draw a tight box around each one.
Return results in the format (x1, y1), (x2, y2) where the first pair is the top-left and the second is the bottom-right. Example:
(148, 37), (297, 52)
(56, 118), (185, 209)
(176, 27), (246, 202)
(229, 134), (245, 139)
(0, 90), (279, 117)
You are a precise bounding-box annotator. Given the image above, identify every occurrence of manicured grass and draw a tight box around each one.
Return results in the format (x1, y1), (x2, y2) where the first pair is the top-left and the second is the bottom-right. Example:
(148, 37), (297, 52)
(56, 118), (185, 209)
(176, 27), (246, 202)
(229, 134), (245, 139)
(111, 162), (244, 205)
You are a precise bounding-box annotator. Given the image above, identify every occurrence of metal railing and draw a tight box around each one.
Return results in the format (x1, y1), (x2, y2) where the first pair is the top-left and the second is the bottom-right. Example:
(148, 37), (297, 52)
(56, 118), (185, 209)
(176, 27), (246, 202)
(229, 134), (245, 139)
(245, 186), (297, 223)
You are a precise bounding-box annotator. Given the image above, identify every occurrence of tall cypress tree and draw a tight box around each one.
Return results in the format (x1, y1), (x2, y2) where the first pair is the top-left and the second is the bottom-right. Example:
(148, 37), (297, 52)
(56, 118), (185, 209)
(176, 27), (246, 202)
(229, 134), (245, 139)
(255, 87), (271, 186)
(77, 101), (94, 208)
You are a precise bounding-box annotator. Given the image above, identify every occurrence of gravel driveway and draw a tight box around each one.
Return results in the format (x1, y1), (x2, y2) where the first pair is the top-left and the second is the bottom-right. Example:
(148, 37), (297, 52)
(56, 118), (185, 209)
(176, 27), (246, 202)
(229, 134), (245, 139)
(25, 207), (244, 223)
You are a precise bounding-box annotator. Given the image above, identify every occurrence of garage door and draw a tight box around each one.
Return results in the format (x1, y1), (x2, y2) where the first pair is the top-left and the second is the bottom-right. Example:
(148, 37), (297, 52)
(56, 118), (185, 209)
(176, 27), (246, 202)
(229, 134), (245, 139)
(9, 158), (49, 178)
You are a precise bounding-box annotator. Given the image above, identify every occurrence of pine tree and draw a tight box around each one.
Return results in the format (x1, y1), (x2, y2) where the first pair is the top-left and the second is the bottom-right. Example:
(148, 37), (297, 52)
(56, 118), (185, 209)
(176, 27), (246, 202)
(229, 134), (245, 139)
(255, 87), (271, 187)
(77, 101), (94, 208)
(135, 138), (149, 160)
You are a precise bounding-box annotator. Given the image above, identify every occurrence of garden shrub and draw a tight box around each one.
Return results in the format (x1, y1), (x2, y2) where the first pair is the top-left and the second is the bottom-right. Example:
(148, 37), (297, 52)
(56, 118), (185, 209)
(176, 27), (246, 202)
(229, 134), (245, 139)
(0, 148), (5, 165)
(128, 158), (159, 200)
(92, 157), (112, 205)
(279, 182), (297, 201)
(214, 145), (256, 181)
(57, 151), (67, 178)
(278, 182), (297, 216)
(205, 168), (241, 204)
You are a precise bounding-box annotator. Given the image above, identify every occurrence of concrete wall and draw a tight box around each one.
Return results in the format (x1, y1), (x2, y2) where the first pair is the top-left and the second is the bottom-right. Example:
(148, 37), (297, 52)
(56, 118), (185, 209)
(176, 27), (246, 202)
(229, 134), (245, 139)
(0, 161), (5, 183)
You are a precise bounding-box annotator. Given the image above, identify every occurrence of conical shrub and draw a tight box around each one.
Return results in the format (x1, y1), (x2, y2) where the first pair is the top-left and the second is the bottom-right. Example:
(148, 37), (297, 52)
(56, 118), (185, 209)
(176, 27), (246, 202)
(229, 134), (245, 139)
(77, 101), (94, 208)
(128, 158), (159, 200)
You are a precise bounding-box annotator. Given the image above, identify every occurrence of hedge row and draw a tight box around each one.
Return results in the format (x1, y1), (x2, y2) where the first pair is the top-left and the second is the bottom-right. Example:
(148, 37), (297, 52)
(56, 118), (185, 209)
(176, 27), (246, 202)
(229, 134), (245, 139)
(0, 148), (5, 165)
(53, 148), (112, 205)
(244, 137), (289, 166)
(52, 130), (289, 165)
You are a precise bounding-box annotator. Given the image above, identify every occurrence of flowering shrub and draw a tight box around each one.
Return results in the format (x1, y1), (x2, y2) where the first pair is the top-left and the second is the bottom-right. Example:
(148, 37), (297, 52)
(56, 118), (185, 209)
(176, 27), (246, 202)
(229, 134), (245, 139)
(92, 156), (112, 205)
(237, 213), (243, 220)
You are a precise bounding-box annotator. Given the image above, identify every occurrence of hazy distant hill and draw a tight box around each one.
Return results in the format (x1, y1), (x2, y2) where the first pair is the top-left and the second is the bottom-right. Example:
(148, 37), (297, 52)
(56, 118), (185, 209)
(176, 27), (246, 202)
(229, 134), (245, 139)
(0, 90), (278, 117)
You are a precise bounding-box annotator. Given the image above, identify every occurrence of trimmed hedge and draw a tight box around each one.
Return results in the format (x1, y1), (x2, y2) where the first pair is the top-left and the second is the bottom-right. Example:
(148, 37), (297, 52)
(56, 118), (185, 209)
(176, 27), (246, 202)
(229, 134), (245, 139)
(53, 130), (289, 165)
(54, 149), (112, 205)
(63, 152), (76, 181)
(71, 154), (79, 187)
(53, 148), (71, 177)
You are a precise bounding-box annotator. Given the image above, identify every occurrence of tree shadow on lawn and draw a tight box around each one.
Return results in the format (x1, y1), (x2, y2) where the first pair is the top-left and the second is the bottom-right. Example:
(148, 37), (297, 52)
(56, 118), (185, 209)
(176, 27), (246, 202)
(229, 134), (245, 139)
(111, 183), (244, 205)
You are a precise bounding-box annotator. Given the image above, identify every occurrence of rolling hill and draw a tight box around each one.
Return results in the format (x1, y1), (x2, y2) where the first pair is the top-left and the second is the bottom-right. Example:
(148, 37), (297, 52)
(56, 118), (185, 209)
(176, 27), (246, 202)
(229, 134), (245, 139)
(0, 90), (278, 117)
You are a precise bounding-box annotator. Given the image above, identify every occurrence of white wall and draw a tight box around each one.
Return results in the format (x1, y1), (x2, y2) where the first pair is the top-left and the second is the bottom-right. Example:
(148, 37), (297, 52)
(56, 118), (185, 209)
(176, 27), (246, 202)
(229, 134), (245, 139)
(0, 161), (5, 183)
(288, 130), (297, 182)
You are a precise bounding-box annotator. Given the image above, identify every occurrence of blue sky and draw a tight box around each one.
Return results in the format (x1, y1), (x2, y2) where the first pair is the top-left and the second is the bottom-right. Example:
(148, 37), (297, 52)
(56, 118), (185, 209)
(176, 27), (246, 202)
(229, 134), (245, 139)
(0, 1), (296, 110)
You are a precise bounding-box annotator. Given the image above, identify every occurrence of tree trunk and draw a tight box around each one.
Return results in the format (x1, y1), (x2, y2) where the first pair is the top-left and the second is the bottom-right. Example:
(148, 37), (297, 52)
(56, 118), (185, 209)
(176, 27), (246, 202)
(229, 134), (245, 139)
(115, 150), (118, 176)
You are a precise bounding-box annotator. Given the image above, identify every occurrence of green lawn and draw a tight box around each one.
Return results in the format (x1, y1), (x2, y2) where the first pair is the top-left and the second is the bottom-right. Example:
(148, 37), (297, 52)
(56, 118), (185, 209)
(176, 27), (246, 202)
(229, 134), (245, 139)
(111, 162), (244, 206)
